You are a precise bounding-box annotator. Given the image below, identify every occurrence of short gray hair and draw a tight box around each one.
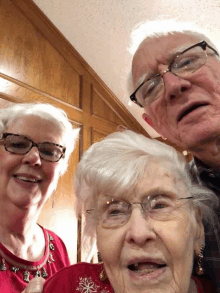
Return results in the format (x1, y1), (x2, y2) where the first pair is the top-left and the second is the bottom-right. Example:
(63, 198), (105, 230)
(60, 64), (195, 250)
(75, 130), (218, 248)
(127, 19), (219, 94)
(0, 103), (79, 175)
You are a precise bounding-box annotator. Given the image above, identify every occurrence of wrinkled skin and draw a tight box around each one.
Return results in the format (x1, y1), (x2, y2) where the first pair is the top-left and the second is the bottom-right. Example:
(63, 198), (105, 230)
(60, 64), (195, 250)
(96, 162), (204, 293)
(132, 33), (220, 168)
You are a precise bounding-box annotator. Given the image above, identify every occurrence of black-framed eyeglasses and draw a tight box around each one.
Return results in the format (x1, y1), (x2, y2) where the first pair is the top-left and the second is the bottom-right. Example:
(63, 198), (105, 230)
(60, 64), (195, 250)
(86, 195), (193, 228)
(130, 40), (219, 107)
(0, 133), (66, 162)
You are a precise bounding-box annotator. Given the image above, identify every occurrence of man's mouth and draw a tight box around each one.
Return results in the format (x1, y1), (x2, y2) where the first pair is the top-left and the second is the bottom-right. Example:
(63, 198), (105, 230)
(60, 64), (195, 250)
(178, 103), (208, 122)
(13, 175), (42, 183)
(128, 262), (166, 274)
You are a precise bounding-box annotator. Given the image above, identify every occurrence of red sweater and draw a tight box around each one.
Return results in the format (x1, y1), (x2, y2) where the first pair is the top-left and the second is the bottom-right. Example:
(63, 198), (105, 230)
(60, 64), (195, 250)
(44, 262), (213, 293)
(0, 227), (70, 293)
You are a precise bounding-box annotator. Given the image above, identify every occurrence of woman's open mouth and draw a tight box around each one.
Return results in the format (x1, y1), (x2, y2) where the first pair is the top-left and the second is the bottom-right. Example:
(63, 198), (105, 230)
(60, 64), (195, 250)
(127, 261), (167, 276)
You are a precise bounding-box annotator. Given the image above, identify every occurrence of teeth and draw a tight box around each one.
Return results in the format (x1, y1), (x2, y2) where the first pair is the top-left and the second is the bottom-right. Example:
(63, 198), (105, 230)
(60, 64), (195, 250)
(141, 268), (155, 274)
(128, 262), (166, 273)
(15, 176), (39, 183)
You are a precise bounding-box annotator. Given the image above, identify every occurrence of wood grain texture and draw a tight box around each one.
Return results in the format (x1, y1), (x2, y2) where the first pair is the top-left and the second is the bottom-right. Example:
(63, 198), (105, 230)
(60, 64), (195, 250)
(1, 0), (149, 264)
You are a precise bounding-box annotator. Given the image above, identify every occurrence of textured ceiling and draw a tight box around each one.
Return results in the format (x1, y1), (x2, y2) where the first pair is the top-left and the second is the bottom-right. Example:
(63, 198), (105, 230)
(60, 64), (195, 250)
(33, 0), (220, 138)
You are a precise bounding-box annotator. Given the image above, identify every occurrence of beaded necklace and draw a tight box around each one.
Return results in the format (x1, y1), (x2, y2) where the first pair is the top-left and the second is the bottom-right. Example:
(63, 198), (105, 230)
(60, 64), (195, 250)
(0, 231), (55, 283)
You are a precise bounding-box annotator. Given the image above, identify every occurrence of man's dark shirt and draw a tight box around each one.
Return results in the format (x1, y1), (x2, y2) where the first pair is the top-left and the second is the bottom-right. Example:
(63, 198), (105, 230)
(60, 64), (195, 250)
(189, 157), (220, 292)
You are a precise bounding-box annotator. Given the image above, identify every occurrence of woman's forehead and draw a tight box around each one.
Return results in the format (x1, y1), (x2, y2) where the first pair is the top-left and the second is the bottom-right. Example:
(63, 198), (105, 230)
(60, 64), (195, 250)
(97, 162), (188, 202)
(136, 164), (187, 195)
(7, 115), (64, 143)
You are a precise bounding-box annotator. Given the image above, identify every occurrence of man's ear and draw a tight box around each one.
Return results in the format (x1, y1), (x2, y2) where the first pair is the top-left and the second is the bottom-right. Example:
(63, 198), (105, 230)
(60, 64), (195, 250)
(142, 113), (154, 128)
(142, 113), (167, 140)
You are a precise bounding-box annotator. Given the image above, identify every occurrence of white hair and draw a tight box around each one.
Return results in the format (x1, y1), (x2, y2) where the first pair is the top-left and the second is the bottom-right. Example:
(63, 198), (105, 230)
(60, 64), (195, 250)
(75, 130), (218, 249)
(127, 19), (219, 94)
(0, 103), (79, 175)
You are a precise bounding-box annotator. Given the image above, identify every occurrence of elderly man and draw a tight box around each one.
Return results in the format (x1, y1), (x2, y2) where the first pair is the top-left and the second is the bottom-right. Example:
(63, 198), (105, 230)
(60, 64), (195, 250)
(129, 20), (220, 292)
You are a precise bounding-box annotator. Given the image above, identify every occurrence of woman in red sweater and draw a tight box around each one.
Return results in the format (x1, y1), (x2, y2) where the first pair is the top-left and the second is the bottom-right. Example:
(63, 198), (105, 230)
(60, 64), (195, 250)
(0, 103), (79, 293)
(44, 130), (217, 293)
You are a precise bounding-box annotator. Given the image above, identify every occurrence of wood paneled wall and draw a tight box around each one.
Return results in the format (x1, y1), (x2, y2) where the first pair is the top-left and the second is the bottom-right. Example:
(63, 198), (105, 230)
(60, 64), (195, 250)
(0, 0), (148, 264)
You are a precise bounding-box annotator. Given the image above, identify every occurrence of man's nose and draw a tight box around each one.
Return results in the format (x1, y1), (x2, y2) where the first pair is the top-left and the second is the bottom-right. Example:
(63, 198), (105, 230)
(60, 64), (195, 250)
(162, 71), (191, 102)
(22, 146), (42, 167)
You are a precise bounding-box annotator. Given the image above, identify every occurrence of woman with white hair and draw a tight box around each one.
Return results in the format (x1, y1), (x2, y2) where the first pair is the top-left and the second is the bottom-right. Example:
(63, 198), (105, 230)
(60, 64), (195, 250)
(44, 130), (217, 293)
(0, 103), (79, 293)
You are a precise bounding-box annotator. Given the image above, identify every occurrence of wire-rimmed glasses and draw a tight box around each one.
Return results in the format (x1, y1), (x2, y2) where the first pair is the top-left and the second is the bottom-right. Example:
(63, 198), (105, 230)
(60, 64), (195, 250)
(130, 40), (219, 107)
(86, 194), (193, 228)
(0, 133), (66, 162)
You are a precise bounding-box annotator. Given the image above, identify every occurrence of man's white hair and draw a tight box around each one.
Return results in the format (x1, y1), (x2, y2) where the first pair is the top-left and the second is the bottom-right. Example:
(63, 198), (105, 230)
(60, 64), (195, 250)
(127, 19), (219, 94)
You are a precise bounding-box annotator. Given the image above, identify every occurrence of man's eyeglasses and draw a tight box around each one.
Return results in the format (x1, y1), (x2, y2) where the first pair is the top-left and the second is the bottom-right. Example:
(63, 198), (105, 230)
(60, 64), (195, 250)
(86, 194), (193, 228)
(130, 40), (219, 107)
(0, 133), (66, 162)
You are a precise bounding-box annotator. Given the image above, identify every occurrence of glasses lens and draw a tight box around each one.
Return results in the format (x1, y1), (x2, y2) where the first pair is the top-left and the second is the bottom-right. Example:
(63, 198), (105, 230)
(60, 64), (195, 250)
(5, 135), (31, 154)
(136, 75), (164, 106)
(98, 195), (192, 227)
(101, 199), (129, 228)
(146, 195), (177, 221)
(147, 195), (192, 221)
(171, 46), (206, 77)
(38, 143), (63, 162)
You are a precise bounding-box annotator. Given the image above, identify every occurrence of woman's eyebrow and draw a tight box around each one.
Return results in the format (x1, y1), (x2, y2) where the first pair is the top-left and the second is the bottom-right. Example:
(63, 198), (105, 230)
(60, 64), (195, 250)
(139, 187), (178, 198)
(97, 195), (119, 205)
(12, 133), (32, 140)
